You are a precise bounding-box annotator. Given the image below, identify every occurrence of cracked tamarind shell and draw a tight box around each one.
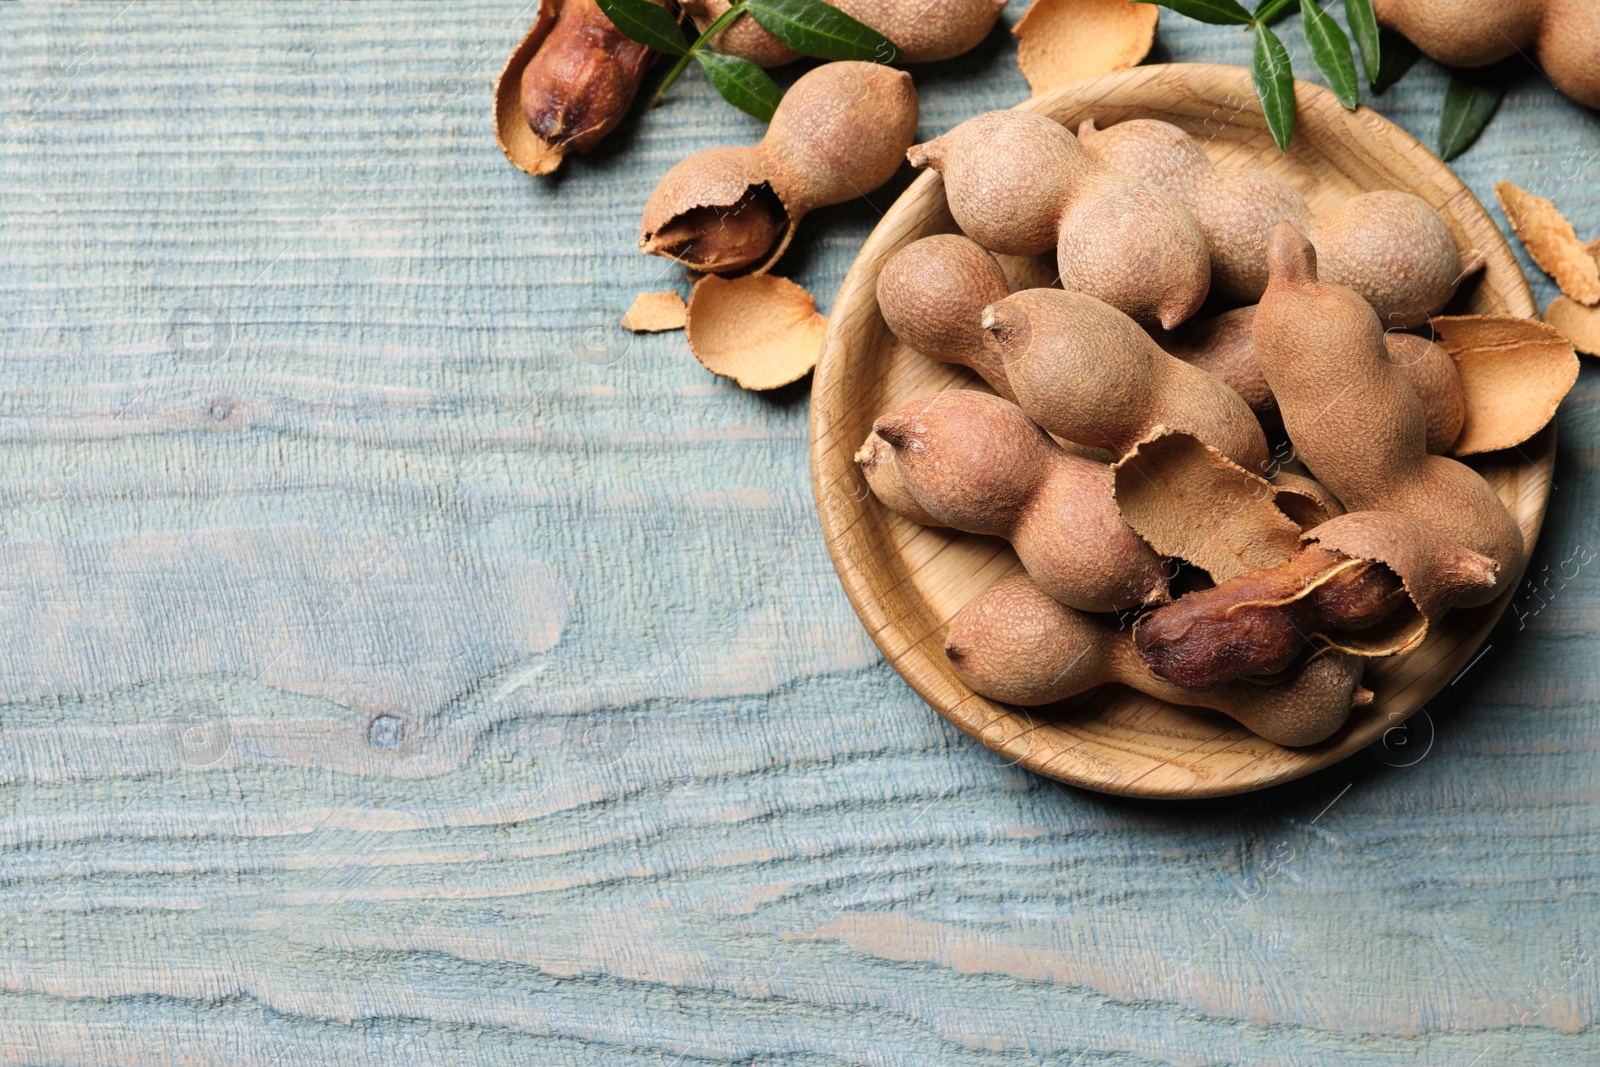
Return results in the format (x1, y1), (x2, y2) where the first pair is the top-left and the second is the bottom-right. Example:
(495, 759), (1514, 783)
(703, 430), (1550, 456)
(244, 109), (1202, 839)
(640, 62), (919, 276)
(944, 573), (1373, 748)
(680, 0), (1007, 67)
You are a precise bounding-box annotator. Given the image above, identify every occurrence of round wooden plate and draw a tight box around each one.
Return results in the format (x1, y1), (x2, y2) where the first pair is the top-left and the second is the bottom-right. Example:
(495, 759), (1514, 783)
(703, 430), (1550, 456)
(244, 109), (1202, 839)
(810, 64), (1549, 799)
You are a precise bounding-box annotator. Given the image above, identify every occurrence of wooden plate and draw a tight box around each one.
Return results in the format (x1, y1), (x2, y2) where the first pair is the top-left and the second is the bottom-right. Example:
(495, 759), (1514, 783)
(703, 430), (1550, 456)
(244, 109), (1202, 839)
(809, 64), (1548, 799)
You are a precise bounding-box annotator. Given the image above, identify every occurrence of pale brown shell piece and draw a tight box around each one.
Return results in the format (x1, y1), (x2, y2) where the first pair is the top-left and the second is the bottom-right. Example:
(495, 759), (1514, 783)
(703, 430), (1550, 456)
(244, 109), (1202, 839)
(1546, 295), (1600, 358)
(493, 0), (564, 176)
(1112, 428), (1301, 583)
(1428, 314), (1578, 456)
(1495, 180), (1600, 305)
(1014, 0), (1159, 96)
(621, 291), (687, 333)
(1300, 510), (1500, 657)
(685, 274), (826, 391)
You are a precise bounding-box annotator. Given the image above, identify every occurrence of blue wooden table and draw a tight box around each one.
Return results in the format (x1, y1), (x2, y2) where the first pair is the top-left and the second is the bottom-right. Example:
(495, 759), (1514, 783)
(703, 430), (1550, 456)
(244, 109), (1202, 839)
(1, 3), (1596, 1062)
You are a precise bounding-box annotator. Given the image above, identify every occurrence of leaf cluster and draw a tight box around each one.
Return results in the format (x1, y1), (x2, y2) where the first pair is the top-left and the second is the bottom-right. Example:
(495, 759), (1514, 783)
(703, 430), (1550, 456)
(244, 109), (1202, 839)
(597, 0), (897, 121)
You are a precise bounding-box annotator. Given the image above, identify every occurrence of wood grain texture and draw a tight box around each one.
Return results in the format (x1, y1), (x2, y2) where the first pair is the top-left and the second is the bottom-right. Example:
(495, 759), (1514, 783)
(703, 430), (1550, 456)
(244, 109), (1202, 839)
(812, 64), (1547, 798)
(0, 2), (1597, 1063)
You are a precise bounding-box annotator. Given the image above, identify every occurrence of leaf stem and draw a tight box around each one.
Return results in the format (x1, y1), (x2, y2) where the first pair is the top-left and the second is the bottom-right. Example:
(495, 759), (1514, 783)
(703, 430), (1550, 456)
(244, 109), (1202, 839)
(1251, 0), (1295, 26)
(652, 0), (750, 106)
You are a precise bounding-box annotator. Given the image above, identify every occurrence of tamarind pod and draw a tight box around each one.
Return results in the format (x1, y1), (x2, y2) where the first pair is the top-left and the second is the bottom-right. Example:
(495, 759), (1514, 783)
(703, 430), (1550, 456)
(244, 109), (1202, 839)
(1159, 306), (1467, 454)
(681, 0), (1008, 67)
(944, 573), (1373, 748)
(983, 287), (1270, 475)
(1252, 223), (1523, 590)
(520, 0), (657, 156)
(908, 111), (1211, 330)
(1079, 118), (1483, 326)
(1134, 511), (1498, 689)
(859, 390), (1170, 613)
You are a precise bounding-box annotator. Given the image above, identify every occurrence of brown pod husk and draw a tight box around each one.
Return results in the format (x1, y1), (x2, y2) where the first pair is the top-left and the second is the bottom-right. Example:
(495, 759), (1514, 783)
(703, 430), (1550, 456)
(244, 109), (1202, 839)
(1014, 0), (1159, 96)
(1111, 428), (1301, 583)
(493, 0), (564, 176)
(944, 573), (1372, 748)
(1428, 314), (1578, 456)
(621, 291), (687, 333)
(683, 0), (1007, 66)
(865, 390), (1171, 612)
(1495, 180), (1600, 305)
(640, 63), (919, 276)
(1546, 295), (1600, 358)
(1269, 470), (1345, 530)
(685, 274), (826, 391)
(1300, 510), (1500, 656)
(877, 234), (1017, 401)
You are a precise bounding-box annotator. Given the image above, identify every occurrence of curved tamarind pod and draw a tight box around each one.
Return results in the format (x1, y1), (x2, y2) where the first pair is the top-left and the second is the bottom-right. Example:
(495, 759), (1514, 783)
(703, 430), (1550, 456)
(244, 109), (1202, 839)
(908, 111), (1211, 330)
(1252, 223), (1523, 592)
(1159, 306), (1467, 454)
(859, 390), (1170, 612)
(1134, 511), (1499, 689)
(1373, 0), (1600, 110)
(877, 234), (1018, 401)
(682, 0), (1007, 67)
(1078, 118), (1483, 326)
(983, 288), (1270, 474)
(641, 63), (918, 275)
(944, 573), (1373, 748)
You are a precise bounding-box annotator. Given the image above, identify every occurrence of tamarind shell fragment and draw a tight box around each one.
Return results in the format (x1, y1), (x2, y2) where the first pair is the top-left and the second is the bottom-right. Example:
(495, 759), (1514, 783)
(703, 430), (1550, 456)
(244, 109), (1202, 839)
(1133, 511), (1500, 691)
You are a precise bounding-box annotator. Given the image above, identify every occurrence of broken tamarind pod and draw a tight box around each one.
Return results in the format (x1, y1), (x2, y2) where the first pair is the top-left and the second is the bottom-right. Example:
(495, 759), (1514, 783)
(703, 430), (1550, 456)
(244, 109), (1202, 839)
(511, 0), (658, 171)
(983, 288), (1270, 474)
(859, 390), (1170, 612)
(944, 573), (1373, 747)
(876, 234), (1019, 401)
(908, 111), (1211, 330)
(1158, 306), (1467, 454)
(1134, 511), (1500, 690)
(681, 0), (1007, 67)
(640, 62), (919, 275)
(1111, 429), (1304, 584)
(1270, 470), (1345, 530)
(1078, 118), (1483, 326)
(1374, 0), (1600, 110)
(1252, 223), (1524, 589)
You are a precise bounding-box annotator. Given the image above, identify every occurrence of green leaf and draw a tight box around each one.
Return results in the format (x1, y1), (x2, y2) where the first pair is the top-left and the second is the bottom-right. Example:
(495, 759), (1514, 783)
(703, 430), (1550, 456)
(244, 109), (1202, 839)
(1252, 0), (1295, 25)
(1252, 22), (1294, 151)
(745, 0), (898, 62)
(1156, 0), (1253, 25)
(1372, 27), (1420, 94)
(595, 0), (689, 55)
(1345, 0), (1381, 84)
(1438, 71), (1505, 161)
(1300, 0), (1358, 109)
(696, 50), (783, 122)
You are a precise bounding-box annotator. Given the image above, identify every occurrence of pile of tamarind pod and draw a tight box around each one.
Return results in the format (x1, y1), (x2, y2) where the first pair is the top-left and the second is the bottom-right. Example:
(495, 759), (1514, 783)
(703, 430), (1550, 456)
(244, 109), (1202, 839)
(1373, 0), (1600, 110)
(858, 107), (1568, 746)
(1077, 118), (1483, 327)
